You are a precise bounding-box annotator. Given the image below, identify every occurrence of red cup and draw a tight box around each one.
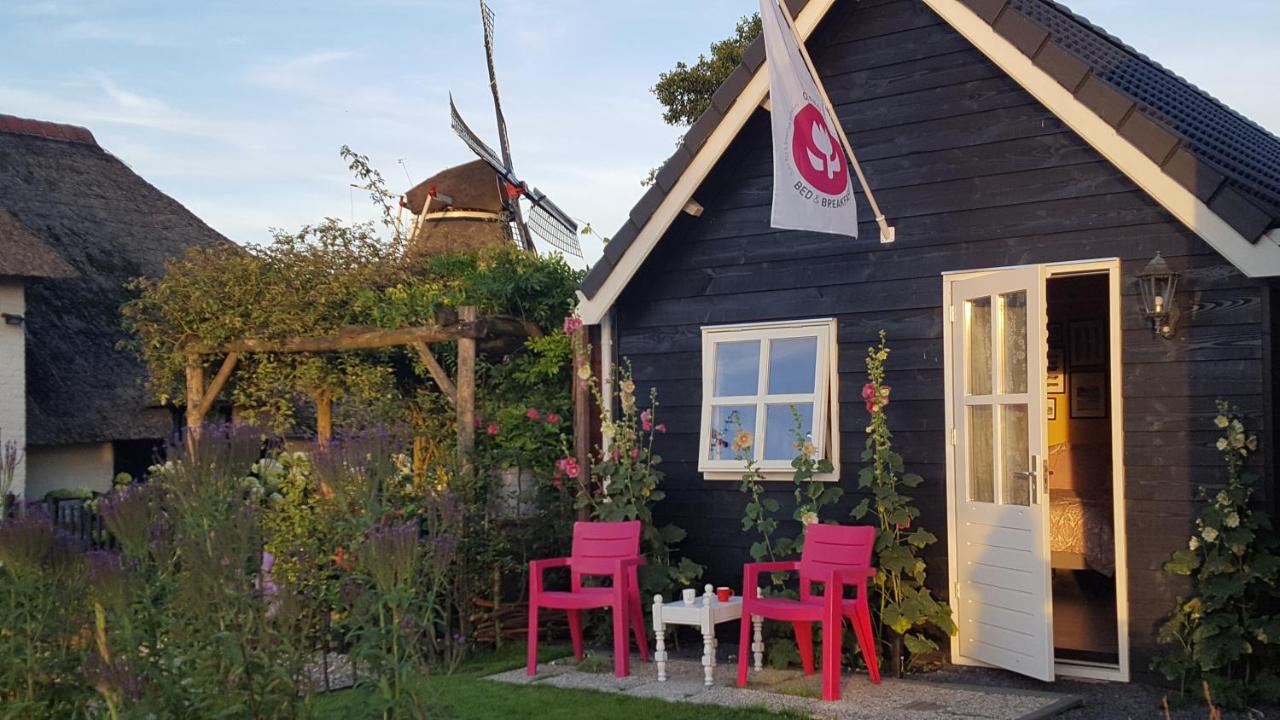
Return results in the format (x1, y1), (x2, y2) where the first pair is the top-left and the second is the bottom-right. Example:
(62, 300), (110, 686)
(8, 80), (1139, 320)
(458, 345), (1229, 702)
(716, 586), (732, 602)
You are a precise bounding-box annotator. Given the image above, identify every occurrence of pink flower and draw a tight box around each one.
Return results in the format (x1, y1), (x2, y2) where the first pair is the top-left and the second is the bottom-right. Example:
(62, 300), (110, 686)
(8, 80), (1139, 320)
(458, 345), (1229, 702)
(526, 408), (541, 420)
(629, 448), (640, 460)
(861, 383), (876, 402)
(655, 423), (666, 433)
(551, 479), (562, 490)
(611, 448), (621, 462)
(486, 423), (500, 436)
(563, 316), (583, 335)
(546, 413), (561, 425)
(554, 457), (580, 479)
(640, 410), (653, 432)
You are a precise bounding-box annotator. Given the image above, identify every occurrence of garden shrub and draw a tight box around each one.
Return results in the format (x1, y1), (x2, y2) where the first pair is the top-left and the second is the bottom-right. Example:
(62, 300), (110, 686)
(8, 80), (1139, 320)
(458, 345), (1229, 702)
(1154, 400), (1280, 709)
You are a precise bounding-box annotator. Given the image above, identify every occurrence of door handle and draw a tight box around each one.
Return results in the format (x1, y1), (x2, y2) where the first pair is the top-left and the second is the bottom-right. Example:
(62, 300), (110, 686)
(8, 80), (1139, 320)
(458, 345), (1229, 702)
(1014, 455), (1040, 503)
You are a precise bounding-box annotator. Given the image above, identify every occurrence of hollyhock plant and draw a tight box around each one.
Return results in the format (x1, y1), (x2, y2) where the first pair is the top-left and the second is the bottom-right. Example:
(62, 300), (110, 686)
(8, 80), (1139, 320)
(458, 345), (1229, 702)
(546, 413), (561, 425)
(525, 408), (540, 420)
(486, 423), (499, 436)
(562, 316), (583, 336)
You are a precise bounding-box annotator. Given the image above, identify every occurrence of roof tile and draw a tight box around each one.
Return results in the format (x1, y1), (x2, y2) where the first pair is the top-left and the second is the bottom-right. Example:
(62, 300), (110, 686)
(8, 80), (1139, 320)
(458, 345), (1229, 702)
(579, 254), (616, 299)
(1161, 147), (1225, 203)
(1075, 74), (1134, 128)
(1032, 41), (1089, 91)
(1208, 186), (1273, 241)
(1119, 112), (1179, 165)
(742, 37), (766, 72)
(993, 10), (1047, 57)
(654, 145), (694, 193)
(959, 0), (1008, 24)
(603, 220), (640, 264)
(683, 106), (722, 154)
(628, 184), (666, 229)
(711, 64), (752, 115)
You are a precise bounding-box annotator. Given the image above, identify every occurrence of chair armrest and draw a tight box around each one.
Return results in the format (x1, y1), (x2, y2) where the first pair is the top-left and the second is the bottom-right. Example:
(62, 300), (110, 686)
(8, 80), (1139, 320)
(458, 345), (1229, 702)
(834, 567), (876, 583)
(743, 561), (800, 588)
(616, 556), (648, 569)
(529, 557), (572, 594)
(823, 567), (876, 607)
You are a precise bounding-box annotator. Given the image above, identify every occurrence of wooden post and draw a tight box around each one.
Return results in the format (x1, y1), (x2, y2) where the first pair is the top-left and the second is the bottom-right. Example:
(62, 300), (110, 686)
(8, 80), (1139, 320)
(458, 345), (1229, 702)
(314, 390), (333, 445)
(456, 306), (477, 473)
(572, 326), (591, 521)
(185, 354), (205, 432)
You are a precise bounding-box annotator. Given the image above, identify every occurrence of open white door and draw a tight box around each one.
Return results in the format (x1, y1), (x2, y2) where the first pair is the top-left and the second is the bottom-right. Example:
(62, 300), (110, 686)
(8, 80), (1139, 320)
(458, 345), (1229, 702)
(948, 266), (1053, 681)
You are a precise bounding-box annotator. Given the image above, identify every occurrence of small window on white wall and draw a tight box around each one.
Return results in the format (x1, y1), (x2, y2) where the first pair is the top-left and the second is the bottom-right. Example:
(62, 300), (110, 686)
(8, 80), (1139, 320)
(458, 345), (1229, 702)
(699, 319), (838, 480)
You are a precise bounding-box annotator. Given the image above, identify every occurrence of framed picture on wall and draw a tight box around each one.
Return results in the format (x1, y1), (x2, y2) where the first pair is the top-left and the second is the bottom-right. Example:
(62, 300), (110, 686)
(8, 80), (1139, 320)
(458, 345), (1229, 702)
(1070, 371), (1107, 418)
(1046, 349), (1065, 393)
(1068, 320), (1105, 368)
(1047, 396), (1057, 420)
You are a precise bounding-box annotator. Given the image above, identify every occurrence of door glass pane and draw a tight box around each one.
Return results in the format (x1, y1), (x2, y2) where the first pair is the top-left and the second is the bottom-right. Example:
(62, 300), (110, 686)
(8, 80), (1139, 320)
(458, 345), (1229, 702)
(768, 337), (818, 394)
(763, 403), (814, 460)
(966, 298), (992, 395)
(714, 341), (759, 397)
(967, 405), (994, 503)
(708, 405), (756, 461)
(1000, 291), (1028, 394)
(1001, 404), (1031, 506)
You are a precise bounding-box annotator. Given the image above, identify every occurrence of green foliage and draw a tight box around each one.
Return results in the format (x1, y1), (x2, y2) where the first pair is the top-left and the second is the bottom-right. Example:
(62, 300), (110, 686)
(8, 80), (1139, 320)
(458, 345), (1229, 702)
(1153, 401), (1280, 709)
(851, 332), (955, 671)
(575, 354), (704, 597)
(651, 14), (762, 127)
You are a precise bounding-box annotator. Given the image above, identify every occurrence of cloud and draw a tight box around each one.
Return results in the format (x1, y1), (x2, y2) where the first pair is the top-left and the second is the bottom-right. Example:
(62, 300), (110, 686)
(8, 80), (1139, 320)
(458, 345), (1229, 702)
(247, 50), (358, 93)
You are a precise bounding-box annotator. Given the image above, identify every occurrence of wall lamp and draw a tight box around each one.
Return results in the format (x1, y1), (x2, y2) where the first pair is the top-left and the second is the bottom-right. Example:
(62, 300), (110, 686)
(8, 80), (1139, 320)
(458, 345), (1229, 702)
(1136, 252), (1179, 339)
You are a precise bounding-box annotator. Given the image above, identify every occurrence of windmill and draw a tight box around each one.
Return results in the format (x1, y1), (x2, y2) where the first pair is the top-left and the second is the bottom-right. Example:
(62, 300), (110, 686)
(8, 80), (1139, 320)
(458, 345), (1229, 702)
(445, 0), (582, 258)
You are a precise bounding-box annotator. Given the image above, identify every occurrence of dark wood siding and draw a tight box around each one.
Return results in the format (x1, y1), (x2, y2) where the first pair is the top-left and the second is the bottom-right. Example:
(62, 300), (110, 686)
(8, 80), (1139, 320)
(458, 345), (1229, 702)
(611, 0), (1271, 667)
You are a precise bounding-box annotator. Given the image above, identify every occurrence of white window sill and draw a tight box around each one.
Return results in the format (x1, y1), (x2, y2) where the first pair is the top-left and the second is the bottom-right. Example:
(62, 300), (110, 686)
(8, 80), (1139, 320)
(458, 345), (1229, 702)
(700, 469), (840, 483)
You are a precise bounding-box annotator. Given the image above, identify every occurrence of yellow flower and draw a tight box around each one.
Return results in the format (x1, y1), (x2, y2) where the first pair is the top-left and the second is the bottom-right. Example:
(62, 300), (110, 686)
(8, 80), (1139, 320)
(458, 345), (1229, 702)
(731, 430), (753, 453)
(620, 378), (636, 396)
(801, 442), (816, 458)
(577, 364), (592, 381)
(800, 511), (818, 526)
(1214, 415), (1230, 428)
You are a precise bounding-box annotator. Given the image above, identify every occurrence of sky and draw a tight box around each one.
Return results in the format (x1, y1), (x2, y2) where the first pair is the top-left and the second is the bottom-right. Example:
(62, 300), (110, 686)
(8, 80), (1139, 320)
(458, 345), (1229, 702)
(2, 0), (1277, 268)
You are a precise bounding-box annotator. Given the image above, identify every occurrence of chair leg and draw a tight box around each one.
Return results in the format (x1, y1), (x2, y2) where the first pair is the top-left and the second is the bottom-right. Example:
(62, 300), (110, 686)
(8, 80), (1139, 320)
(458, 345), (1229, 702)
(852, 596), (880, 684)
(612, 594), (630, 678)
(822, 615), (843, 702)
(736, 606), (752, 687)
(567, 609), (584, 660)
(527, 601), (539, 676)
(629, 587), (650, 661)
(793, 622), (815, 676)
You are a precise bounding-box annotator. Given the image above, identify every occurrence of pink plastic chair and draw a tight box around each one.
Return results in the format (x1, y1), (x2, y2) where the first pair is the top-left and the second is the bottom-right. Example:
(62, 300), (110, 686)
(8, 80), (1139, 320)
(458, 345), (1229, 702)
(527, 520), (651, 677)
(737, 524), (880, 701)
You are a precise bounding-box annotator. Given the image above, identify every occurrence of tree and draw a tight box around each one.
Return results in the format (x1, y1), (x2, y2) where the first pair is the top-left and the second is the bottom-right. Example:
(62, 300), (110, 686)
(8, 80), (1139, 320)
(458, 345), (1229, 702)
(651, 13), (761, 127)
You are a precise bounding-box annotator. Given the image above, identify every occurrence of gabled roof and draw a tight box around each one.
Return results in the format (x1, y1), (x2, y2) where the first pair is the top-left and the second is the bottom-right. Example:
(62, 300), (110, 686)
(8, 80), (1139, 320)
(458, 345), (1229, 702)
(0, 114), (232, 446)
(577, 0), (1280, 322)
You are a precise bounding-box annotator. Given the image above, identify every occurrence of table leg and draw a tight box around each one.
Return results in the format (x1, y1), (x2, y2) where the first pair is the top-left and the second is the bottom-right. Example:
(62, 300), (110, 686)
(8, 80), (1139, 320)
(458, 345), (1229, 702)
(752, 614), (764, 671)
(702, 629), (715, 686)
(655, 626), (667, 682)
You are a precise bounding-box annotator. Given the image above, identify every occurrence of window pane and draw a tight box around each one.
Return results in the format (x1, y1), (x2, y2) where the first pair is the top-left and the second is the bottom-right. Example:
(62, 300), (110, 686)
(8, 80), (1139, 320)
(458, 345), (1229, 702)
(967, 405), (994, 503)
(1001, 404), (1031, 506)
(768, 337), (818, 394)
(763, 403), (814, 460)
(708, 405), (756, 461)
(966, 297), (992, 396)
(714, 341), (760, 397)
(1000, 291), (1028, 394)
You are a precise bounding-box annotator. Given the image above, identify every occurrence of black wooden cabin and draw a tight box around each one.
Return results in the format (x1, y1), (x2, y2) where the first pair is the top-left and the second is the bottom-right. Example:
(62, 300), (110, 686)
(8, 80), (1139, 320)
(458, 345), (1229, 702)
(575, 0), (1280, 682)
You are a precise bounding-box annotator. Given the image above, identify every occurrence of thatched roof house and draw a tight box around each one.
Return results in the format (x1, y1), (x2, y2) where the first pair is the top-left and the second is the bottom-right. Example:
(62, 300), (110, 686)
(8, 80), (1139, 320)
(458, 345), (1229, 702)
(403, 159), (513, 259)
(0, 113), (231, 498)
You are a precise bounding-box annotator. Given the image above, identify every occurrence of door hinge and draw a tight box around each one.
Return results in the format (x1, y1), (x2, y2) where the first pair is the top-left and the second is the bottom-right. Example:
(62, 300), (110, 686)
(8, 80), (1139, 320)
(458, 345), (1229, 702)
(950, 427), (957, 446)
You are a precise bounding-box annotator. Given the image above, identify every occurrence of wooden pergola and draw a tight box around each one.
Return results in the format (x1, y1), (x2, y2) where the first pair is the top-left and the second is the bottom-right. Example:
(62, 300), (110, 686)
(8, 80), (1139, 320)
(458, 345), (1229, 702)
(183, 307), (486, 465)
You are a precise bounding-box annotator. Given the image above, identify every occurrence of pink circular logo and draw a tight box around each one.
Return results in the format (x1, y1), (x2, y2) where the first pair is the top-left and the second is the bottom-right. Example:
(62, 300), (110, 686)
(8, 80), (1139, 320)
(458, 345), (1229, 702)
(791, 103), (848, 196)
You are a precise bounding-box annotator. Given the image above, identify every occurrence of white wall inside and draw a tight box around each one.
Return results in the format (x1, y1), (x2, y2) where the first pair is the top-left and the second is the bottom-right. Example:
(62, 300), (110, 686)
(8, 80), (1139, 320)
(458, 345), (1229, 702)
(26, 443), (114, 499)
(0, 282), (26, 499)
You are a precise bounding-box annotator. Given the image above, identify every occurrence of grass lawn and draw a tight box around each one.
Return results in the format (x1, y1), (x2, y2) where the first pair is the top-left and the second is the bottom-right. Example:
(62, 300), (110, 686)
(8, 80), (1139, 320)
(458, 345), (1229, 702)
(311, 645), (797, 719)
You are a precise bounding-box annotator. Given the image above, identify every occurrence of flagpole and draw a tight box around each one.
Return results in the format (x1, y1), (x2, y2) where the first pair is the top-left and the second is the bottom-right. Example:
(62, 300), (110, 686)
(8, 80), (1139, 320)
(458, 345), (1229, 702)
(775, 0), (895, 244)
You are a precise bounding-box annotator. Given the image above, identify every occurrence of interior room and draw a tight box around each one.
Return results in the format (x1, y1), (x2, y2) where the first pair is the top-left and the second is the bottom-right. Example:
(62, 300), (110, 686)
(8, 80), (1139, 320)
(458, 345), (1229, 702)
(1045, 273), (1119, 665)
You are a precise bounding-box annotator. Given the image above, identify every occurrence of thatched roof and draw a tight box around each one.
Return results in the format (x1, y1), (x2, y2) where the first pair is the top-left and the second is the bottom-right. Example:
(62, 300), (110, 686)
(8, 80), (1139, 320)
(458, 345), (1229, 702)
(403, 159), (504, 215)
(0, 114), (231, 447)
(0, 210), (76, 279)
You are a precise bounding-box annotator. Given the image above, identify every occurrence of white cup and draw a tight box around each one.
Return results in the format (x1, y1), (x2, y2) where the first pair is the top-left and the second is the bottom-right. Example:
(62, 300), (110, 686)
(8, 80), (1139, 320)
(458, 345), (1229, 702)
(682, 588), (696, 605)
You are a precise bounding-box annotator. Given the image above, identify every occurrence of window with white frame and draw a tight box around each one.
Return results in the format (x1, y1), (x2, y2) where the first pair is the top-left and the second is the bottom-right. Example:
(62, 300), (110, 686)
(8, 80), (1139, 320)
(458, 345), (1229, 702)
(698, 319), (838, 480)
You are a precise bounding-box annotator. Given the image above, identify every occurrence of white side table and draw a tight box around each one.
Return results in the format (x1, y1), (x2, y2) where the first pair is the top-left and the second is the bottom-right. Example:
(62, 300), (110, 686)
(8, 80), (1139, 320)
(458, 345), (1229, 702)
(652, 585), (752, 686)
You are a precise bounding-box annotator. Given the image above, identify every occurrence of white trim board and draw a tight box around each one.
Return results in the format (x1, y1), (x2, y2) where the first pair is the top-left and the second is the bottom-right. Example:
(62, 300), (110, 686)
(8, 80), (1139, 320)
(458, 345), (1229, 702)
(576, 0), (1280, 325)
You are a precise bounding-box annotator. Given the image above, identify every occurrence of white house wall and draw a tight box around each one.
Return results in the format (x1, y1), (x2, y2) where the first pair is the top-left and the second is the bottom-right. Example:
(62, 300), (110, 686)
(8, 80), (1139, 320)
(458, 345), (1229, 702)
(0, 282), (26, 499)
(25, 442), (114, 500)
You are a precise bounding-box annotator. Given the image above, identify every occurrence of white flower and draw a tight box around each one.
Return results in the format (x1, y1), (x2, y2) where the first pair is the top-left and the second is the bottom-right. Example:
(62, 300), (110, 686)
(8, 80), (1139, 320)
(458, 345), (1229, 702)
(800, 511), (818, 526)
(1247, 436), (1258, 451)
(1216, 491), (1230, 506)
(1214, 415), (1230, 428)
(1216, 438), (1229, 451)
(1188, 536), (1201, 550)
(1201, 526), (1220, 543)
(1225, 512), (1240, 528)
(1231, 419), (1244, 432)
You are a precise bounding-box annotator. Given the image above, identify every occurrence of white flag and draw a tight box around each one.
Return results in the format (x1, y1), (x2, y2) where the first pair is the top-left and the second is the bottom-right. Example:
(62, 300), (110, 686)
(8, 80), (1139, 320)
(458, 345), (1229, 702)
(760, 0), (857, 237)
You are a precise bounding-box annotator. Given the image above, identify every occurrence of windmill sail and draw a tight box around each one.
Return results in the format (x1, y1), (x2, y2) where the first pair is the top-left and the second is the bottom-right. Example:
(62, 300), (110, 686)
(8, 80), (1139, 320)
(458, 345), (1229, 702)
(450, 96), (507, 178)
(524, 190), (581, 257)
(478, 0), (534, 252)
